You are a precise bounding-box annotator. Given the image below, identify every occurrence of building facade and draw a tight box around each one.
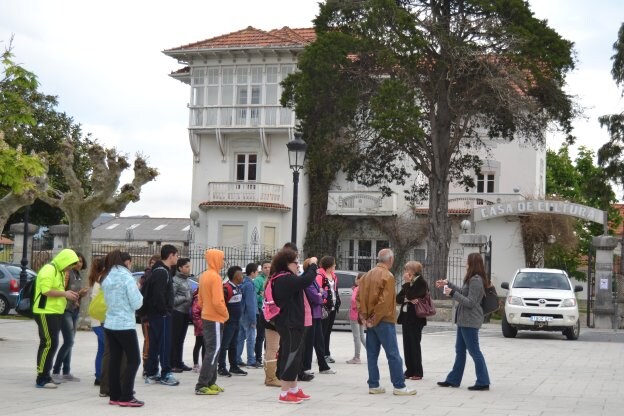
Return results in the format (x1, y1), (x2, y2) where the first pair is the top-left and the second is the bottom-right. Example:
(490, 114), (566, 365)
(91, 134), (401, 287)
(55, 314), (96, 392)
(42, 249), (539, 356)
(165, 26), (546, 288)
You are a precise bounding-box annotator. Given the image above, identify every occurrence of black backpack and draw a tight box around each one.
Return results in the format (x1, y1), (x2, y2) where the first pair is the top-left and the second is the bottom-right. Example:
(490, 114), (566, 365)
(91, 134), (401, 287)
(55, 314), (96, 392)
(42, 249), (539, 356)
(16, 276), (45, 319)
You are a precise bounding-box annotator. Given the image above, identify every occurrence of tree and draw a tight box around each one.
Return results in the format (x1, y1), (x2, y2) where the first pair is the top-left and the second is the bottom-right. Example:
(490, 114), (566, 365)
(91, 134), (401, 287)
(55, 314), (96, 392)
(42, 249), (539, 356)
(541, 145), (619, 279)
(283, 0), (575, 278)
(0, 42), (47, 232)
(1, 41), (96, 230)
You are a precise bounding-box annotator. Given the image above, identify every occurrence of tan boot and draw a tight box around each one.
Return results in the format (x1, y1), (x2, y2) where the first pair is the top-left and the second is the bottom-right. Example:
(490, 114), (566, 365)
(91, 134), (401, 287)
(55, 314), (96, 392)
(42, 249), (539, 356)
(264, 360), (280, 387)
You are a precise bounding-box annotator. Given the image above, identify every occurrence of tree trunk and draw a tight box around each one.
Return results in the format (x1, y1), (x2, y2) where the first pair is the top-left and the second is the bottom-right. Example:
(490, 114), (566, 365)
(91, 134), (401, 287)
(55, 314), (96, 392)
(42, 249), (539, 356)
(427, 173), (451, 293)
(68, 211), (97, 330)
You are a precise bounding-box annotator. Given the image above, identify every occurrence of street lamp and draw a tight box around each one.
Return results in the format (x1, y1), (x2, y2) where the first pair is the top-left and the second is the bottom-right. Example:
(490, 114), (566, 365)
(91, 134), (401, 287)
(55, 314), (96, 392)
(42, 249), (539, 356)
(286, 132), (307, 245)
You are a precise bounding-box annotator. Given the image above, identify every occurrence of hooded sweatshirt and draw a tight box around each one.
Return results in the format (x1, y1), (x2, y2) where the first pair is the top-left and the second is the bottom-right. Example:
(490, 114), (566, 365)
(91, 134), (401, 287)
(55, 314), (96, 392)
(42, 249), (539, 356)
(144, 260), (173, 316)
(34, 249), (79, 314)
(198, 249), (229, 323)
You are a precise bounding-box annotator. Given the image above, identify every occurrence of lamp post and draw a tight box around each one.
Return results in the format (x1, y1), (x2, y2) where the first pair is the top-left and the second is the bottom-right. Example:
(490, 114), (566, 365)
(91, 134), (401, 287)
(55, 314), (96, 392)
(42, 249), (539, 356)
(286, 132), (307, 245)
(19, 205), (30, 291)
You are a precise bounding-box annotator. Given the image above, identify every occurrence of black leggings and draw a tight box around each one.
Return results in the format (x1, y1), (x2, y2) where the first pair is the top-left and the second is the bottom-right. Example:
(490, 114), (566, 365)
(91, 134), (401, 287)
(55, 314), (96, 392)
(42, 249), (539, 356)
(105, 329), (140, 402)
(322, 309), (337, 357)
(193, 335), (204, 365)
(276, 326), (305, 382)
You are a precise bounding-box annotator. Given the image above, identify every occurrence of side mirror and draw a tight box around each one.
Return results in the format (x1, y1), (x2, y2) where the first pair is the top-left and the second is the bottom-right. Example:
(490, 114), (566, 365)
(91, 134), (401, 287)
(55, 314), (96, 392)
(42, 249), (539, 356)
(501, 282), (509, 290)
(574, 285), (583, 293)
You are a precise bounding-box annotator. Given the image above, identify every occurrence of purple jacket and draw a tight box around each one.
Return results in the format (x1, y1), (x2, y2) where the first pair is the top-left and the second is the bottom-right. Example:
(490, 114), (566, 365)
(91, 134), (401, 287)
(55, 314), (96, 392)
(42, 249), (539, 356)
(304, 280), (326, 319)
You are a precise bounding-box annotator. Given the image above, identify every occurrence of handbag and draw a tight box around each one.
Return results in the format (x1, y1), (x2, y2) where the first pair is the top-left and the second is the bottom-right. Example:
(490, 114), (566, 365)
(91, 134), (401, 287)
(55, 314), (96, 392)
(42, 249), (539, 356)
(481, 285), (499, 316)
(88, 290), (107, 322)
(414, 293), (436, 318)
(321, 305), (329, 320)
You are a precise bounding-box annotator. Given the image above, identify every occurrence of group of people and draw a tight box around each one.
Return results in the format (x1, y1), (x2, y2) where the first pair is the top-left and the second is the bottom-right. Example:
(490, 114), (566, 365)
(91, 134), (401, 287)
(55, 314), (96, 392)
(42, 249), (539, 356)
(31, 242), (491, 407)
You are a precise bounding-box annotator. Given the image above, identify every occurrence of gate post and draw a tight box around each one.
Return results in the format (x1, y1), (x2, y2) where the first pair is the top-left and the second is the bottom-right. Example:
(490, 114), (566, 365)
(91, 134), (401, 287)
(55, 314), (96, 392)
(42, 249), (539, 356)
(591, 235), (618, 329)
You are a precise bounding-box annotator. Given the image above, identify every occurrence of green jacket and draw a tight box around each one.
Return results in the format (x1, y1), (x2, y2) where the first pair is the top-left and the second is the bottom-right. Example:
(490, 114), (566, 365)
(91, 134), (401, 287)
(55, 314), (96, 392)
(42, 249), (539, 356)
(253, 273), (267, 310)
(34, 249), (79, 314)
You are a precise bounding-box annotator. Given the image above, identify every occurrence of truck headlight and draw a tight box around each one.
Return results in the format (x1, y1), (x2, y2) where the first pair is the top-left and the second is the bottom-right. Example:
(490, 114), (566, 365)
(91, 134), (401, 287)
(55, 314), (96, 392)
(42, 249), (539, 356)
(561, 298), (577, 307)
(507, 296), (523, 306)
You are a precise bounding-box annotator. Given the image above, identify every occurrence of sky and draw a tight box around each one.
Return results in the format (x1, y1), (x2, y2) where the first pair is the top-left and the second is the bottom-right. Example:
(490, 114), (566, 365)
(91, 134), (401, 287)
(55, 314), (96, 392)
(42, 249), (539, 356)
(1, 0), (623, 218)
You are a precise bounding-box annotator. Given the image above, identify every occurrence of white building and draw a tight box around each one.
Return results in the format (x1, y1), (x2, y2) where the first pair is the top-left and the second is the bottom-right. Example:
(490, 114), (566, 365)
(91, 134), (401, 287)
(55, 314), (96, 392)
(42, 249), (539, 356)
(164, 26), (544, 287)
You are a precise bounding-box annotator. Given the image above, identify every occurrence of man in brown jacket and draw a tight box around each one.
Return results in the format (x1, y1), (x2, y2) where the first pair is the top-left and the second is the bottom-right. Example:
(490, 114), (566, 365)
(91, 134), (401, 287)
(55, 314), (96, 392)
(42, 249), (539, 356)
(357, 249), (416, 396)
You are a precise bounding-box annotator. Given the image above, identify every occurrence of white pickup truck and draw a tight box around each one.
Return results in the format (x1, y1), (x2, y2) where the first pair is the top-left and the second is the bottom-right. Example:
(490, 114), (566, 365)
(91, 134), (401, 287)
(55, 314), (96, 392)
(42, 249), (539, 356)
(500, 268), (583, 340)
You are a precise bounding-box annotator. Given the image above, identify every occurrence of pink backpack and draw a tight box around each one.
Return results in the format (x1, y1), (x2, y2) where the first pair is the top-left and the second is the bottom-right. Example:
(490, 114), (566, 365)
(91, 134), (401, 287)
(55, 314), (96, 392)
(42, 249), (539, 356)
(262, 272), (288, 322)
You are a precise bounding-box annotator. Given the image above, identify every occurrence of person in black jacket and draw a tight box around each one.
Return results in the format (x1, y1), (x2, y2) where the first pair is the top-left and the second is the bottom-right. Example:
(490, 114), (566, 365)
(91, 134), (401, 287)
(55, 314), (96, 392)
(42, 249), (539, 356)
(396, 261), (429, 380)
(271, 248), (317, 404)
(143, 244), (180, 386)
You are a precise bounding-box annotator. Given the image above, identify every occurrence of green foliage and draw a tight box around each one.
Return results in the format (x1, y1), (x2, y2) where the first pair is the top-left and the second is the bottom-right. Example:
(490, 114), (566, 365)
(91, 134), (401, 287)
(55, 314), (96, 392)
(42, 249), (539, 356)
(0, 135), (45, 194)
(1, 42), (96, 228)
(545, 145), (619, 279)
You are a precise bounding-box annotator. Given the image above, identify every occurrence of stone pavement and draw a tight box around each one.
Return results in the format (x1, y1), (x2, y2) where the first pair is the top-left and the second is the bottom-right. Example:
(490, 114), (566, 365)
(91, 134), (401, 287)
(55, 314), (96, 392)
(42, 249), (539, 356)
(1, 318), (623, 416)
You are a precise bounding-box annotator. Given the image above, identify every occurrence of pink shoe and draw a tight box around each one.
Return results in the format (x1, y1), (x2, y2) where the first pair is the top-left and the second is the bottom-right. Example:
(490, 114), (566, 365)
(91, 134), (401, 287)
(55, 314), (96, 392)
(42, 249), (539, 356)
(346, 357), (361, 364)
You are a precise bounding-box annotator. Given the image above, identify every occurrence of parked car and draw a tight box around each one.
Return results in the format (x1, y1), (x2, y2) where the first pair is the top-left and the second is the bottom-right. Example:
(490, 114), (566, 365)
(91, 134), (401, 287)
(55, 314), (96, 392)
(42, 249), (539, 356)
(500, 268), (583, 340)
(334, 270), (360, 326)
(0, 262), (37, 315)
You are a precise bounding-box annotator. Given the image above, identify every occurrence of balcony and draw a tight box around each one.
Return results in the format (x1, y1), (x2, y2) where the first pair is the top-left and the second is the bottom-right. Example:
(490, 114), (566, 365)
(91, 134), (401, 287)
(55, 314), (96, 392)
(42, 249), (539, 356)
(327, 190), (398, 216)
(189, 106), (295, 128)
(201, 182), (288, 211)
(413, 193), (526, 213)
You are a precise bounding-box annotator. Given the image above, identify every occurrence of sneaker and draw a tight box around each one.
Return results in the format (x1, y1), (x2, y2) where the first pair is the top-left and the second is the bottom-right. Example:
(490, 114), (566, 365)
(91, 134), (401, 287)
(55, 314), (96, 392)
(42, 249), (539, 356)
(35, 381), (58, 389)
(159, 373), (180, 386)
(346, 357), (361, 364)
(51, 374), (64, 384)
(319, 368), (336, 374)
(99, 393), (109, 397)
(181, 364), (193, 371)
(218, 368), (232, 377)
(393, 386), (417, 396)
(62, 374), (80, 382)
(294, 389), (311, 400)
(278, 392), (303, 404)
(119, 398), (145, 407)
(230, 367), (248, 376)
(325, 355), (335, 364)
(304, 370), (315, 375)
(209, 384), (224, 392)
(170, 367), (183, 373)
(192, 364), (201, 373)
(369, 386), (386, 394)
(145, 375), (161, 384)
(195, 386), (219, 395)
(246, 362), (262, 369)
(109, 400), (120, 405)
(298, 372), (314, 382)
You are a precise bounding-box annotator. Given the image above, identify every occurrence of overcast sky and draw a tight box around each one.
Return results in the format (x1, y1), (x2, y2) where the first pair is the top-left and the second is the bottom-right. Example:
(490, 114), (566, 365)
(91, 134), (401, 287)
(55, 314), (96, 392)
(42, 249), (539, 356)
(1, 0), (623, 218)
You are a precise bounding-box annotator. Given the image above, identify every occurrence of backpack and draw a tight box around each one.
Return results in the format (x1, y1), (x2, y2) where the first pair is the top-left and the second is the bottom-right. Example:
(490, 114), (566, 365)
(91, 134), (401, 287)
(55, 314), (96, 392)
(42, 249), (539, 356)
(481, 284), (499, 316)
(16, 277), (40, 319)
(223, 282), (234, 303)
(262, 271), (288, 322)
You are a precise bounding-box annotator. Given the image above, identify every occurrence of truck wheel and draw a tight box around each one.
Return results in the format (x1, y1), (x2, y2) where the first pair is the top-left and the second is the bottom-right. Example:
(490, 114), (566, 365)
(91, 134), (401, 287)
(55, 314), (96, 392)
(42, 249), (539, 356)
(563, 319), (580, 340)
(502, 314), (517, 338)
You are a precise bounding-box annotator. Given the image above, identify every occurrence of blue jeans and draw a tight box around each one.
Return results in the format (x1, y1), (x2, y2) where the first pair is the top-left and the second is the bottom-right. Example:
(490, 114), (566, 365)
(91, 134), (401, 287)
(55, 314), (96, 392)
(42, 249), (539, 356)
(218, 321), (240, 369)
(93, 326), (105, 380)
(445, 326), (490, 386)
(53, 310), (78, 374)
(366, 321), (405, 389)
(237, 318), (257, 365)
(146, 314), (172, 377)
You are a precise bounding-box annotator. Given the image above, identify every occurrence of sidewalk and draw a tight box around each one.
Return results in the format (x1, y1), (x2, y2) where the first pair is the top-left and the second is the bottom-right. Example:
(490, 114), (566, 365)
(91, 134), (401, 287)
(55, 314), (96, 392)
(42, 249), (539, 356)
(1, 318), (623, 415)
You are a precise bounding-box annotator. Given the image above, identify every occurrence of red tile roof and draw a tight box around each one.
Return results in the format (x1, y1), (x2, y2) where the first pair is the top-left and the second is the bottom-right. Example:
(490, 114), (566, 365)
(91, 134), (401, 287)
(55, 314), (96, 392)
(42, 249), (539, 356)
(166, 26), (316, 52)
(199, 201), (291, 211)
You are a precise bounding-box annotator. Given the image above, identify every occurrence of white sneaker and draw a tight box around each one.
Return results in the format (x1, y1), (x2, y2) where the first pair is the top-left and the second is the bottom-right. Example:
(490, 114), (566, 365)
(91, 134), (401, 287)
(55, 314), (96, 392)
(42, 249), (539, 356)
(62, 374), (81, 382)
(319, 368), (337, 374)
(393, 386), (417, 396)
(51, 374), (64, 384)
(369, 386), (386, 394)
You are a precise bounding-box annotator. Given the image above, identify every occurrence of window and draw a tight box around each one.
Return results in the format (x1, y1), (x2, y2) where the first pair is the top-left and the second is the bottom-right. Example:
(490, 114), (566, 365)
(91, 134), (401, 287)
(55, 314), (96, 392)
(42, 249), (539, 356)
(342, 239), (390, 272)
(477, 174), (495, 193)
(221, 225), (245, 247)
(235, 153), (257, 181)
(263, 226), (277, 250)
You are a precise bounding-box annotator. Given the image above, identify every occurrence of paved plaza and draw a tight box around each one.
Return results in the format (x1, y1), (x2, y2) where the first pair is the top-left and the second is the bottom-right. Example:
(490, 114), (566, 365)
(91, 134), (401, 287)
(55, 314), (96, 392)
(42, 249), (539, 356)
(1, 318), (623, 415)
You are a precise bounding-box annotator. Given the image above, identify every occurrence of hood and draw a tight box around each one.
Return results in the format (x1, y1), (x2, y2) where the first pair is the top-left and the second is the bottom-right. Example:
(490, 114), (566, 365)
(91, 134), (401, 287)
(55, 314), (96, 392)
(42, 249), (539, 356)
(52, 248), (79, 271)
(205, 249), (224, 271)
